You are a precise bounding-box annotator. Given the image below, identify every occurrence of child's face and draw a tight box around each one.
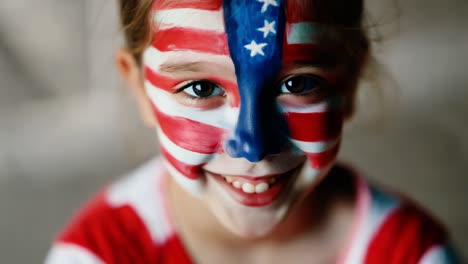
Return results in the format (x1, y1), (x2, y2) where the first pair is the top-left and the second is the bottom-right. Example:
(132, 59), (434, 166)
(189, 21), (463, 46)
(143, 0), (346, 237)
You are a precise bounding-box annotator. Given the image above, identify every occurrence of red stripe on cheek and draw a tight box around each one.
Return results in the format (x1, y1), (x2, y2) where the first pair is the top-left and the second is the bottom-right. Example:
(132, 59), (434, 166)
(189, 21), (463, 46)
(282, 43), (320, 62)
(153, 0), (222, 11)
(305, 141), (340, 169)
(153, 28), (229, 55)
(286, 111), (343, 142)
(152, 106), (225, 154)
(285, 0), (316, 23)
(161, 147), (203, 180)
(224, 81), (240, 108)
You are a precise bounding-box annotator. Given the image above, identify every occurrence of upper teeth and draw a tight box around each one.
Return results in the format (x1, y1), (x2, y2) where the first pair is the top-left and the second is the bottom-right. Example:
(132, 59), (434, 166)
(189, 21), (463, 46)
(223, 176), (277, 194)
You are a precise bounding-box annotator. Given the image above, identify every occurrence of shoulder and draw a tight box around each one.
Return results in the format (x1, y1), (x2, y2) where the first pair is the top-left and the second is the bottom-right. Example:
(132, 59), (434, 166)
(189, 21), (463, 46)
(363, 185), (455, 263)
(45, 158), (176, 264)
(341, 166), (459, 264)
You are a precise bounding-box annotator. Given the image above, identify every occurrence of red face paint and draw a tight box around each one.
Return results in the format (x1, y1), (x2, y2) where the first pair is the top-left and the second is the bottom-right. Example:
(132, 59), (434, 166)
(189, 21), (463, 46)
(144, 0), (345, 201)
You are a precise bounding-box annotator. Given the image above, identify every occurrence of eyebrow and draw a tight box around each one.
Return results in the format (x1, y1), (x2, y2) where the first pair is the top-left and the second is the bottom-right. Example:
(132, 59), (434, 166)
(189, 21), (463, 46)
(158, 55), (338, 74)
(158, 62), (205, 74)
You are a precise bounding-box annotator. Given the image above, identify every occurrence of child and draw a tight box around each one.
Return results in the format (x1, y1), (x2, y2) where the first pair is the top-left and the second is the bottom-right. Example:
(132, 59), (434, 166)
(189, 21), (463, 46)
(45, 0), (458, 263)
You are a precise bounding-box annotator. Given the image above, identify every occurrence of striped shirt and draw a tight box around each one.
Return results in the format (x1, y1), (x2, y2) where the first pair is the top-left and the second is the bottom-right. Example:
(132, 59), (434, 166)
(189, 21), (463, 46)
(45, 159), (457, 264)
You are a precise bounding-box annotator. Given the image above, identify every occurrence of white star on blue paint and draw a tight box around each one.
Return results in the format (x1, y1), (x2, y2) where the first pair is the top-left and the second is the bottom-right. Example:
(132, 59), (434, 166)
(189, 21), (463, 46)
(257, 20), (276, 38)
(257, 0), (278, 13)
(244, 40), (267, 57)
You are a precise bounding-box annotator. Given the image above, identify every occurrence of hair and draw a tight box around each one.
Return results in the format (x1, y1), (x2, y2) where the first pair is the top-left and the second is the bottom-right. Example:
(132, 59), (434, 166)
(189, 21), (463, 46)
(117, 0), (369, 64)
(117, 0), (154, 64)
(117, 0), (371, 116)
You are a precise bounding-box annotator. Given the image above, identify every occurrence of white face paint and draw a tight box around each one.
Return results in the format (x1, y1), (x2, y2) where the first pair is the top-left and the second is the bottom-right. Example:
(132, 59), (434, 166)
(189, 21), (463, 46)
(143, 0), (345, 237)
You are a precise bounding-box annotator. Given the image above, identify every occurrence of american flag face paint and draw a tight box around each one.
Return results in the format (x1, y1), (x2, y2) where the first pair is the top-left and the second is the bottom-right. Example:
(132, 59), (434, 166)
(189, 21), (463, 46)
(143, 0), (344, 199)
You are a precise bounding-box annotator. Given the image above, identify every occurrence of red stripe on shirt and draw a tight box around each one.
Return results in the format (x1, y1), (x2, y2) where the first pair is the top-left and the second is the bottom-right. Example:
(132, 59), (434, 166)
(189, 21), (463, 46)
(56, 193), (160, 264)
(364, 203), (447, 264)
(161, 236), (194, 264)
(152, 28), (229, 55)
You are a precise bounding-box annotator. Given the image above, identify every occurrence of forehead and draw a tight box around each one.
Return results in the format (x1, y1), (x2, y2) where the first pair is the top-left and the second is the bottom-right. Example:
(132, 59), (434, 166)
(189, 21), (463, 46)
(152, 0), (316, 26)
(150, 0), (321, 65)
(152, 0), (315, 15)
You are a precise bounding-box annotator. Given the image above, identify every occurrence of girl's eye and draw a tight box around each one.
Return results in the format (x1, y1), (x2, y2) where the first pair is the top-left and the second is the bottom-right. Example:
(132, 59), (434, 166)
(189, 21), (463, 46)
(279, 75), (323, 95)
(181, 81), (225, 98)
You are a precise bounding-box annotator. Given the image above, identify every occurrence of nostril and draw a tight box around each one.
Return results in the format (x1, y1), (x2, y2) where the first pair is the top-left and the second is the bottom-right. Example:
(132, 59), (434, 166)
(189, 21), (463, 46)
(224, 104), (289, 162)
(224, 137), (266, 162)
(225, 139), (239, 158)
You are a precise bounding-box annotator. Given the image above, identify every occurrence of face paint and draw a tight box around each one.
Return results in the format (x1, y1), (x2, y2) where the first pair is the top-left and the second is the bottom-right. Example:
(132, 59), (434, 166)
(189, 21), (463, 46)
(143, 0), (229, 194)
(281, 0), (343, 172)
(143, 0), (344, 219)
(222, 0), (288, 162)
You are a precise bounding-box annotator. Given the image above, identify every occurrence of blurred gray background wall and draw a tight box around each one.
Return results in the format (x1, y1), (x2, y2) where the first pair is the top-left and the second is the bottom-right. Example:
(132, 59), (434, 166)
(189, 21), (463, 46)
(0, 0), (466, 263)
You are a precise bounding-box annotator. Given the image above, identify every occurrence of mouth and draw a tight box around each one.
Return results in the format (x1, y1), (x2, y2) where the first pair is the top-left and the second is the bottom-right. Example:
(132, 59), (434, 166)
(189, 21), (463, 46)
(207, 163), (304, 207)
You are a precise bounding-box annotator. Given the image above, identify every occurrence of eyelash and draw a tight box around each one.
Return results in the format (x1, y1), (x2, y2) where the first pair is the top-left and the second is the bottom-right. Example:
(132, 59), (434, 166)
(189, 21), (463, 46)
(175, 80), (226, 100)
(278, 74), (326, 96)
(173, 74), (326, 100)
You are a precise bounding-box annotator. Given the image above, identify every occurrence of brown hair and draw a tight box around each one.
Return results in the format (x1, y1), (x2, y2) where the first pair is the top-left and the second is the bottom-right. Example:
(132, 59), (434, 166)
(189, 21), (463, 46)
(117, 0), (370, 117)
(117, 0), (154, 63)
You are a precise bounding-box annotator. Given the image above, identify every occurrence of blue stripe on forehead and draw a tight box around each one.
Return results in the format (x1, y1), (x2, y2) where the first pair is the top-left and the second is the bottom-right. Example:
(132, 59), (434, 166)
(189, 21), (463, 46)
(223, 0), (284, 84)
(223, 0), (288, 162)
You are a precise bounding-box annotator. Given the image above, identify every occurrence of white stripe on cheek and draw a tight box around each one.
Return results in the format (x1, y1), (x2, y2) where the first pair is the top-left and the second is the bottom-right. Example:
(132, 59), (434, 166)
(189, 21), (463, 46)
(279, 97), (343, 114)
(164, 160), (204, 196)
(155, 8), (225, 32)
(145, 81), (239, 130)
(290, 137), (340, 153)
(156, 126), (212, 165)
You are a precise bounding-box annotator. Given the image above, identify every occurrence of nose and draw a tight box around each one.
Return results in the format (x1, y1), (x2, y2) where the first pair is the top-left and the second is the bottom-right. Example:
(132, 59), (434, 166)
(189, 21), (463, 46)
(225, 94), (288, 162)
(221, 0), (287, 162)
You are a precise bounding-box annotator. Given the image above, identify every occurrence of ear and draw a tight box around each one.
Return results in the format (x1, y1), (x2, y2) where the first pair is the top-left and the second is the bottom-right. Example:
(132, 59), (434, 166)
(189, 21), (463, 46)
(115, 48), (157, 127)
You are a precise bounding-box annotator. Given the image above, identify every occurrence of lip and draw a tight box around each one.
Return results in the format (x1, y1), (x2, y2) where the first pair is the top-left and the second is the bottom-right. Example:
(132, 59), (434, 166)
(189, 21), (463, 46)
(208, 163), (303, 207)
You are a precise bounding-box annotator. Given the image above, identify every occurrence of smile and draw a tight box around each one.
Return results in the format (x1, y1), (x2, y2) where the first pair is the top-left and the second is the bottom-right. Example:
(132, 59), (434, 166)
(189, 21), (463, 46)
(207, 163), (304, 207)
(222, 174), (280, 194)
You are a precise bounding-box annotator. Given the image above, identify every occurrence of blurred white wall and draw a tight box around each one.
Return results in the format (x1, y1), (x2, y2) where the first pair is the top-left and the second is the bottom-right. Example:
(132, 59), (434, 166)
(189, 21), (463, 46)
(0, 0), (466, 262)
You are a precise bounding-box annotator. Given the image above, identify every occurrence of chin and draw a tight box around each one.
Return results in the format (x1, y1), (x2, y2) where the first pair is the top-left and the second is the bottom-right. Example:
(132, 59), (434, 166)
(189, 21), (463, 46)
(202, 160), (331, 239)
(205, 181), (291, 239)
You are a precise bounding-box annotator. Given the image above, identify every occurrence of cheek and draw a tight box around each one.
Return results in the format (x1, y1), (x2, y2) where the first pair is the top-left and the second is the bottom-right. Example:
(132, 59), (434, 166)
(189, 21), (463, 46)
(283, 100), (343, 169)
(145, 82), (231, 182)
(153, 107), (225, 155)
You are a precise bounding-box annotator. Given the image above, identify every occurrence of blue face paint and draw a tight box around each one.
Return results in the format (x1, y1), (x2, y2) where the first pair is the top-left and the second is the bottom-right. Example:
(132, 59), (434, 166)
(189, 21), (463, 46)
(223, 0), (289, 162)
